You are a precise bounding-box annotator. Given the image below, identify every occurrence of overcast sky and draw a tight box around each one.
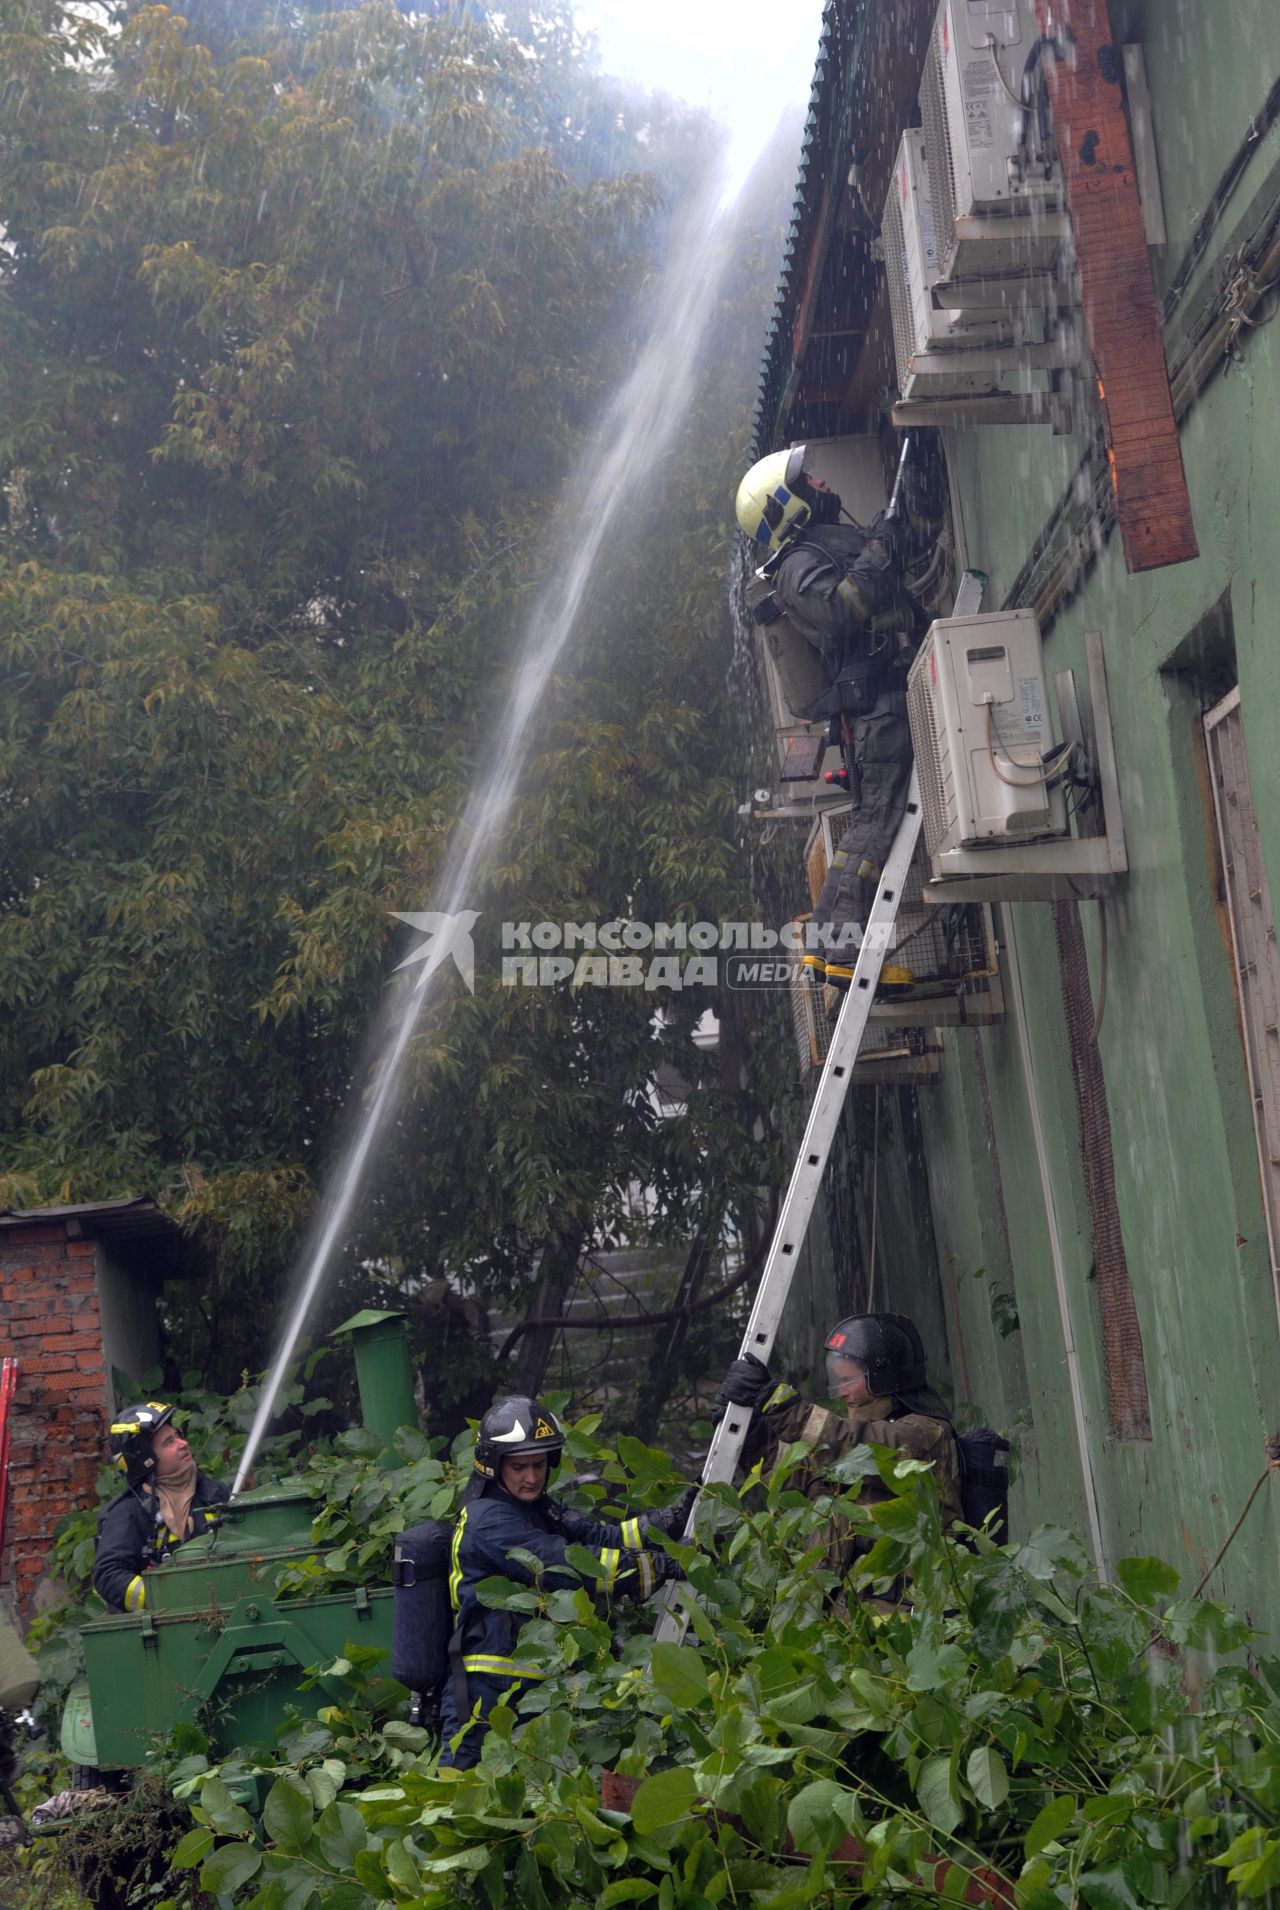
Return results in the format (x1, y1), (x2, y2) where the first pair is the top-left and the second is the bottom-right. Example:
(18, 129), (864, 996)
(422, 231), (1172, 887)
(572, 0), (828, 194)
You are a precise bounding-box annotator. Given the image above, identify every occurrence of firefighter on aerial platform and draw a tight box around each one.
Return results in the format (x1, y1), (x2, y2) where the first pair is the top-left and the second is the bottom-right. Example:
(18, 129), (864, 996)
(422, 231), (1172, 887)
(93, 1402), (230, 1613)
(438, 1397), (691, 1769)
(735, 436), (946, 994)
(712, 1312), (964, 1579)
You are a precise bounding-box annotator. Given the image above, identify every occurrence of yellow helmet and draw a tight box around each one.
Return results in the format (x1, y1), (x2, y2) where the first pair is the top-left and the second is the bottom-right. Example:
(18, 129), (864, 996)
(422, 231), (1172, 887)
(734, 445), (810, 559)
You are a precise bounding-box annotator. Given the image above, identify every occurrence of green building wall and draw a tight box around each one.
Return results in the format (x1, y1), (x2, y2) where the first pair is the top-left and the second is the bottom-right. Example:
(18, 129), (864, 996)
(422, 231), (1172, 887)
(892, 0), (1280, 1624)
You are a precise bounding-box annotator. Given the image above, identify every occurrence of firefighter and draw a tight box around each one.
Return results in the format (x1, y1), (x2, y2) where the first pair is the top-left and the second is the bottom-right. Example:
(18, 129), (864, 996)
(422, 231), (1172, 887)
(439, 1396), (689, 1769)
(712, 1312), (962, 1576)
(735, 439), (945, 991)
(92, 1402), (229, 1613)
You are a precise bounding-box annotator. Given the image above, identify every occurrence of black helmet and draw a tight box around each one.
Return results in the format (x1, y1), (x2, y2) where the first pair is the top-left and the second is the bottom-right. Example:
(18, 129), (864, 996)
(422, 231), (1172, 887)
(823, 1314), (926, 1397)
(473, 1396), (565, 1484)
(109, 1400), (176, 1482)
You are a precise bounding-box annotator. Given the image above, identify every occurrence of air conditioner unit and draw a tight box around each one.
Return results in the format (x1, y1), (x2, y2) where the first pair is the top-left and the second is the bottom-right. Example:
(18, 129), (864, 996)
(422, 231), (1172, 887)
(906, 608), (1069, 860)
(920, 0), (1067, 284)
(881, 129), (1072, 406)
(882, 130), (1015, 402)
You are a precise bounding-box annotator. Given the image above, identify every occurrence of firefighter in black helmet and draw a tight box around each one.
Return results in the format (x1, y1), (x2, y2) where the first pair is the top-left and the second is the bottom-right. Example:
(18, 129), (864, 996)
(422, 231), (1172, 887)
(712, 1313), (962, 1574)
(438, 1396), (691, 1769)
(93, 1402), (230, 1613)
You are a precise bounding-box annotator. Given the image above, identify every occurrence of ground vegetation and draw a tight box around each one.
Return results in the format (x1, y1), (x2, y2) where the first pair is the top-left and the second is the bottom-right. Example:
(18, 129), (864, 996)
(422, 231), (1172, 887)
(56, 1422), (1280, 1907)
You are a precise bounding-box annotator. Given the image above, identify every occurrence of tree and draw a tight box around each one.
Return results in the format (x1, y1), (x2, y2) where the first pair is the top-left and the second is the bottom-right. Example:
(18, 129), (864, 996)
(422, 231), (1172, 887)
(0, 0), (799, 1427)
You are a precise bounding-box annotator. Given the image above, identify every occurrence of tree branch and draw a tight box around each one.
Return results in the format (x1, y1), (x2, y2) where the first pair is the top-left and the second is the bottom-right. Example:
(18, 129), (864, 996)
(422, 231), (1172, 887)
(495, 1196), (778, 1363)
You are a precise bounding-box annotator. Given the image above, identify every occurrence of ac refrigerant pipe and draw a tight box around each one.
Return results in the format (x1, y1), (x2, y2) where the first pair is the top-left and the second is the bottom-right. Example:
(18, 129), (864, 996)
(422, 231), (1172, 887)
(885, 431), (914, 522)
(938, 470), (1106, 1573)
(1001, 904), (1108, 1574)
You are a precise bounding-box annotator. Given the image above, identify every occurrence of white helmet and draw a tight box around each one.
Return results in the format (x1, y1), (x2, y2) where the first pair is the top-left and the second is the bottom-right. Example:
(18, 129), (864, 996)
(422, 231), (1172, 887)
(734, 445), (811, 559)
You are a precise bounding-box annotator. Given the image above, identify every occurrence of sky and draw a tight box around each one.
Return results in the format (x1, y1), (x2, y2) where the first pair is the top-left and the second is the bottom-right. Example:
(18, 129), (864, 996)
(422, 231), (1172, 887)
(572, 0), (828, 194)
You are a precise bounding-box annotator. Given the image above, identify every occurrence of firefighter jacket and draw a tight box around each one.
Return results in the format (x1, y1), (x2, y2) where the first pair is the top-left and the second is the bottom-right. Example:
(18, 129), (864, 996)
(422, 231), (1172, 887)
(756, 1387), (963, 1578)
(446, 1485), (662, 1689)
(772, 520), (911, 681)
(93, 1472), (230, 1613)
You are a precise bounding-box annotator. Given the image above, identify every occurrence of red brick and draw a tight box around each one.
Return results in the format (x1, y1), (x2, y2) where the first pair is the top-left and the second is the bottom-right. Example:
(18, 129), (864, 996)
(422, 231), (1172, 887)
(0, 1223), (67, 1245)
(1, 1243), (70, 1266)
(63, 1240), (97, 1259)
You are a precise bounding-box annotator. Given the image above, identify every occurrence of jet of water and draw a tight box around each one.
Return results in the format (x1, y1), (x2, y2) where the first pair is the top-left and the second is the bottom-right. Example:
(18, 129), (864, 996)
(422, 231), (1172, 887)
(233, 182), (738, 1492)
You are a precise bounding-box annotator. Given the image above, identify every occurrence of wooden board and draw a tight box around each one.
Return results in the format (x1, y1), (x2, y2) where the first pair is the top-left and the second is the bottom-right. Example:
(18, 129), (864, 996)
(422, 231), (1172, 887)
(1036, 0), (1197, 573)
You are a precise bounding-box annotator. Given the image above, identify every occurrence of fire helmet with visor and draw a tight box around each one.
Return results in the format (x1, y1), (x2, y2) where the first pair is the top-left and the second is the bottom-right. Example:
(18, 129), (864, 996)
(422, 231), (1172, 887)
(823, 1314), (927, 1399)
(734, 445), (813, 561)
(473, 1396), (566, 1485)
(109, 1401), (177, 1484)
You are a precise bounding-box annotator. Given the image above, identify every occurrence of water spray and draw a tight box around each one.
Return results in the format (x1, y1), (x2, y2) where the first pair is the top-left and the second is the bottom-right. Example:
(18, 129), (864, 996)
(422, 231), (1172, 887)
(233, 183), (739, 1493)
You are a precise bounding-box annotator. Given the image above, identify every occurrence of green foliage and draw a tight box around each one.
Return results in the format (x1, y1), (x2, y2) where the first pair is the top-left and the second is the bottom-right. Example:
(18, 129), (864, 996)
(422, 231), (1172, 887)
(965, 1265), (1021, 1342)
(272, 1421), (475, 1598)
(167, 1420), (1280, 1907)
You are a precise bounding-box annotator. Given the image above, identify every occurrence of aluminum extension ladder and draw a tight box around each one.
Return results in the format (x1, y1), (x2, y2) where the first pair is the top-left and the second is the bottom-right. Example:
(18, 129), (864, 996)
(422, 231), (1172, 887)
(653, 570), (984, 1643)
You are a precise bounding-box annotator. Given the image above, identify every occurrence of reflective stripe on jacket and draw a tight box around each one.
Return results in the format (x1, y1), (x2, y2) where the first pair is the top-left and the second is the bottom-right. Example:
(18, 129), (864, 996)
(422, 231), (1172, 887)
(93, 1472), (230, 1612)
(446, 1486), (653, 1680)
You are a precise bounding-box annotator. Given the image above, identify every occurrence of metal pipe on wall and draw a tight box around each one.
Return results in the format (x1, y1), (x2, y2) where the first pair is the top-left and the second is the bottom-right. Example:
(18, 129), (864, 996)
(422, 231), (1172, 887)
(1000, 905), (1109, 1576)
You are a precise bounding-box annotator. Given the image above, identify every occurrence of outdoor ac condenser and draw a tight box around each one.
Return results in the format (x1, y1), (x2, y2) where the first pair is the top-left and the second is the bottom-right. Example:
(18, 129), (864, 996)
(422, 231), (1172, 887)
(920, 0), (1065, 284)
(881, 129), (1016, 402)
(906, 609), (1069, 859)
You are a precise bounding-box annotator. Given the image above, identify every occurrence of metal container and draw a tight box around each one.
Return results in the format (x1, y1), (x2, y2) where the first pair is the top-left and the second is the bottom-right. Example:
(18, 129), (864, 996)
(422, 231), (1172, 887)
(330, 1308), (417, 1468)
(62, 1316), (419, 1772)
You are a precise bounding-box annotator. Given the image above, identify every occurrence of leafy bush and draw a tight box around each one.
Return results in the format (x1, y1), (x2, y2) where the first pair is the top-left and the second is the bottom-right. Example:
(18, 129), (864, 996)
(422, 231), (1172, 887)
(167, 1420), (1280, 1907)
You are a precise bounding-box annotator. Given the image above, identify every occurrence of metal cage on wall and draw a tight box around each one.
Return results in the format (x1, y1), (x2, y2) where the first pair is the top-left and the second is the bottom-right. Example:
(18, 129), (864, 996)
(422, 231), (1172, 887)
(799, 802), (1005, 1039)
(789, 975), (945, 1082)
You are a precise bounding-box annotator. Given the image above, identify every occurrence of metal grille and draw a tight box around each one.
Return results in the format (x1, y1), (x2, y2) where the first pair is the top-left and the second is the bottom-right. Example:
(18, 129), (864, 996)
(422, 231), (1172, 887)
(920, 24), (958, 269)
(806, 827), (829, 908)
(1204, 688), (1280, 1325)
(796, 815), (1003, 1031)
(881, 170), (916, 394)
(787, 965), (942, 1082)
(1053, 901), (1151, 1440)
(906, 645), (951, 858)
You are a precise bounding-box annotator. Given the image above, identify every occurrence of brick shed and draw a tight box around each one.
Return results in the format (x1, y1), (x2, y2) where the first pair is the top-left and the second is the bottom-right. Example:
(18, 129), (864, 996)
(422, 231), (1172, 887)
(0, 1197), (186, 1620)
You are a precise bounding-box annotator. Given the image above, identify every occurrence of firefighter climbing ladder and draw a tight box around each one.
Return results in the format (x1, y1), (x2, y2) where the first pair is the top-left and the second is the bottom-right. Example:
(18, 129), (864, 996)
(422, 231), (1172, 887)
(654, 570), (985, 1643)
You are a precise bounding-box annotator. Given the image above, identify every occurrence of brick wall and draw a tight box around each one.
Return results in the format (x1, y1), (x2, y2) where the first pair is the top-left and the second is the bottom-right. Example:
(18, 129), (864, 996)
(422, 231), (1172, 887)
(1, 1222), (109, 1617)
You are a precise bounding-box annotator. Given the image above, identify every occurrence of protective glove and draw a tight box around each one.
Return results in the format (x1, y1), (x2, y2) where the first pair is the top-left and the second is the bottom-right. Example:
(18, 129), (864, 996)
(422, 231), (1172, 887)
(644, 1546), (683, 1586)
(711, 1351), (772, 1422)
(642, 1485), (698, 1541)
